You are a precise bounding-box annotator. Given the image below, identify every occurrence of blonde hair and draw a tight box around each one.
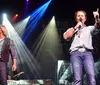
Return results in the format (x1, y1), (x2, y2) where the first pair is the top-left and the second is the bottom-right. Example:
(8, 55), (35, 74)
(0, 24), (8, 36)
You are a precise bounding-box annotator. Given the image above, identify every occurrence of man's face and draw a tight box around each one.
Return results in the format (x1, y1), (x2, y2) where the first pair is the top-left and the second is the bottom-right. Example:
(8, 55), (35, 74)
(0, 27), (3, 34)
(76, 11), (86, 24)
(0, 29), (2, 34)
(0, 26), (7, 36)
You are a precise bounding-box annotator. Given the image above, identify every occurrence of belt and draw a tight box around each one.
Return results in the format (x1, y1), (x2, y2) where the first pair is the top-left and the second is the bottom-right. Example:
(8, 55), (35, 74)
(78, 48), (92, 52)
(70, 48), (92, 54)
(78, 48), (86, 52)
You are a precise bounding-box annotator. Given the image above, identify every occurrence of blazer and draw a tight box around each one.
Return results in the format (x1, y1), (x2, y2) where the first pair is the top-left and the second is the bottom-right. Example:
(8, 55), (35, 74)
(1, 37), (16, 63)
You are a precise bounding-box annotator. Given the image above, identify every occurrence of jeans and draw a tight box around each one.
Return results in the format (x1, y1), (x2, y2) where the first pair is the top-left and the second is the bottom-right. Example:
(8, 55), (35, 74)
(70, 51), (96, 85)
(0, 60), (7, 85)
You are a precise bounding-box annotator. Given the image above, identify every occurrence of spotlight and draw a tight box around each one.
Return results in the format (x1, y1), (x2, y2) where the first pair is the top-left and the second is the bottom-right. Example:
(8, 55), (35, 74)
(11, 14), (19, 23)
(22, 0), (52, 42)
(3, 13), (7, 18)
(16, 14), (18, 17)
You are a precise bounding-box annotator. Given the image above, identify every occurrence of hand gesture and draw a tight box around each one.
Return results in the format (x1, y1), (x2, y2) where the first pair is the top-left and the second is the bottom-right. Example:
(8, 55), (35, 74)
(93, 8), (99, 19)
(12, 64), (17, 71)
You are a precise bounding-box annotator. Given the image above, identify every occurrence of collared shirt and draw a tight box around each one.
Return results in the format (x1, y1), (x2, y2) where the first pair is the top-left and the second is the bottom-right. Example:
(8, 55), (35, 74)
(69, 25), (100, 52)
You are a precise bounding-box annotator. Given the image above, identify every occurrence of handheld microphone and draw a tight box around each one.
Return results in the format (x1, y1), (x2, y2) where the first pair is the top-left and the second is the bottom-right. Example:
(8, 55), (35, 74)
(96, 15), (99, 22)
(79, 18), (82, 22)
(79, 18), (82, 28)
(78, 18), (82, 38)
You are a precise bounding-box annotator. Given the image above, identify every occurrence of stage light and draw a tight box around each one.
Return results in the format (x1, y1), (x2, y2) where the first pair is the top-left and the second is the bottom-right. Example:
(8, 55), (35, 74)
(11, 14), (19, 23)
(16, 14), (18, 17)
(3, 13), (7, 18)
(22, 0), (52, 42)
(31, 16), (60, 66)
(13, 16), (30, 36)
(2, 14), (41, 79)
(23, 0), (29, 18)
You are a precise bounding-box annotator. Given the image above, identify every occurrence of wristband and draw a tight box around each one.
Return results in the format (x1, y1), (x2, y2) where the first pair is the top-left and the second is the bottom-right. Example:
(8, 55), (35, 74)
(73, 27), (77, 30)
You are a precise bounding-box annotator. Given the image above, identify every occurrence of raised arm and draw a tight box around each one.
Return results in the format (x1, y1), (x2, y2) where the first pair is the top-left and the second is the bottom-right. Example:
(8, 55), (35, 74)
(93, 8), (100, 28)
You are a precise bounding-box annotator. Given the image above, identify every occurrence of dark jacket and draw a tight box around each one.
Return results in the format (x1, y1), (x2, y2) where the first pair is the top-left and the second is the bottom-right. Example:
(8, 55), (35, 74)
(1, 37), (16, 63)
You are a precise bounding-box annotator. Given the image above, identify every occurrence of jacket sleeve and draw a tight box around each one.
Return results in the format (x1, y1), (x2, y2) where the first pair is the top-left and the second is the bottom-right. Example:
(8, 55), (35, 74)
(9, 40), (17, 59)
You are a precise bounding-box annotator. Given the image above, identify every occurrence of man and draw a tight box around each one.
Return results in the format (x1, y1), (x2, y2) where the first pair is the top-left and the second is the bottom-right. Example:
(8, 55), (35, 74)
(63, 9), (100, 85)
(0, 24), (17, 85)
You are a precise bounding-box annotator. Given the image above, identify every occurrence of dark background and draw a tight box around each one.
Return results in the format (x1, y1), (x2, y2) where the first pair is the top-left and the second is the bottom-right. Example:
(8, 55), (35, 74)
(1, 0), (100, 84)
(0, 0), (100, 20)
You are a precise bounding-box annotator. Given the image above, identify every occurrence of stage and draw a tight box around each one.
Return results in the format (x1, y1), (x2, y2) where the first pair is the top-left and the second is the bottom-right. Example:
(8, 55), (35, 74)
(7, 79), (52, 85)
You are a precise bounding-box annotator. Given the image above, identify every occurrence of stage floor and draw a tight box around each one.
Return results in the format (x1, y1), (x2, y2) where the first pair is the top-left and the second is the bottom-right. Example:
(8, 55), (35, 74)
(7, 79), (52, 85)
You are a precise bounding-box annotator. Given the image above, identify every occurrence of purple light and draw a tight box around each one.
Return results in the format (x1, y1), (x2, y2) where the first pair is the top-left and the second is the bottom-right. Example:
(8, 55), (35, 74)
(26, 0), (29, 1)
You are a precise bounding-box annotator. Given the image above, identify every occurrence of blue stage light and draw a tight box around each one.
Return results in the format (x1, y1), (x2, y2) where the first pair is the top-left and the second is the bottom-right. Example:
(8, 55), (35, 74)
(22, 0), (52, 42)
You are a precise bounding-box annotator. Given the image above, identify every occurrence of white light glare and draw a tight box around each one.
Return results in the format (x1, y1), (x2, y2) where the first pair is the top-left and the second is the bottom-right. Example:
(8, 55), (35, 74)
(3, 13), (7, 18)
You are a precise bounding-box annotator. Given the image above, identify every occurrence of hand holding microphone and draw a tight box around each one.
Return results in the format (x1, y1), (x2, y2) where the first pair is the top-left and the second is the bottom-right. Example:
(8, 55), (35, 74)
(74, 18), (83, 30)
(73, 18), (83, 38)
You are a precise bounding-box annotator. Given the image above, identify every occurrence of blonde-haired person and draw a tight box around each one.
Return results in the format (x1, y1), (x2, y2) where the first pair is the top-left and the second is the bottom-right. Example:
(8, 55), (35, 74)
(63, 9), (100, 85)
(0, 24), (17, 85)
(0, 25), (8, 36)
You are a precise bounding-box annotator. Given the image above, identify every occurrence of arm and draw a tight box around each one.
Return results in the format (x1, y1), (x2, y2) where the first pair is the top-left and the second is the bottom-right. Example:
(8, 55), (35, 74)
(93, 8), (100, 28)
(12, 58), (17, 71)
(9, 40), (17, 71)
(63, 27), (76, 40)
(63, 22), (83, 40)
(94, 19), (100, 28)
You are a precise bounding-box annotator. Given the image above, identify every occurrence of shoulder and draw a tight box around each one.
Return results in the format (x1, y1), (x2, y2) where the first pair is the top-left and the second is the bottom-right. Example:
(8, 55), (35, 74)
(4, 37), (14, 44)
(84, 25), (96, 31)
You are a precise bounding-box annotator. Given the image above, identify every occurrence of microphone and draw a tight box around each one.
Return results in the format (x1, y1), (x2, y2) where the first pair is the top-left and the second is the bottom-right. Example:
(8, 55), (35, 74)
(95, 15), (99, 22)
(79, 18), (82, 28)
(79, 18), (82, 22)
(78, 18), (82, 38)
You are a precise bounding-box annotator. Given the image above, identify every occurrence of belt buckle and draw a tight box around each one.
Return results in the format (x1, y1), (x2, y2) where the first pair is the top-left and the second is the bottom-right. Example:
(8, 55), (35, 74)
(78, 48), (86, 52)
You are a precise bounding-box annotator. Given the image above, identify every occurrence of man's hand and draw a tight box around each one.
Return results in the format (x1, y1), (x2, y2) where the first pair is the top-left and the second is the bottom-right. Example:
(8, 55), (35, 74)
(12, 58), (17, 71)
(93, 8), (99, 19)
(74, 22), (83, 30)
(12, 64), (16, 71)
(93, 8), (100, 28)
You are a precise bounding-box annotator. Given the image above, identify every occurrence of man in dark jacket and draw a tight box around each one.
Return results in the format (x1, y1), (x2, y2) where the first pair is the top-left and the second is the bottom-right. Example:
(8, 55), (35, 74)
(0, 24), (17, 85)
